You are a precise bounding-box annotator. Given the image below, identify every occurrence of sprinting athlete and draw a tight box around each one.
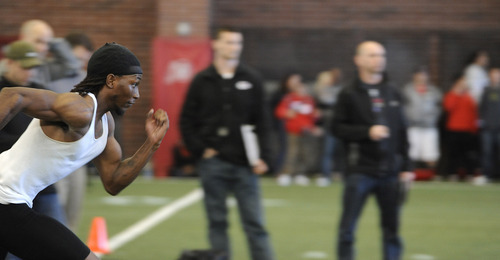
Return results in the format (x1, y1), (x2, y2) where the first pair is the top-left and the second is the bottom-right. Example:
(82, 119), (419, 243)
(0, 42), (169, 260)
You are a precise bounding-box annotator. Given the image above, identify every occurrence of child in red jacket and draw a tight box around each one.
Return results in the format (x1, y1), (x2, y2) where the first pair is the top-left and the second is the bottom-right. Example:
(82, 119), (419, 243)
(442, 76), (479, 181)
(275, 78), (320, 186)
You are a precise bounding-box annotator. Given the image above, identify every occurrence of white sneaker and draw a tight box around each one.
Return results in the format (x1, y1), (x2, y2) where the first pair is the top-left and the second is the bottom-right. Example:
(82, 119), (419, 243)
(316, 177), (331, 187)
(277, 175), (292, 186)
(294, 175), (310, 186)
(473, 176), (488, 186)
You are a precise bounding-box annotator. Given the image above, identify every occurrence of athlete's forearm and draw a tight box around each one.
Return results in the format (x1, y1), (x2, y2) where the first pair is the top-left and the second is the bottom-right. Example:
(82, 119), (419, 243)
(106, 138), (159, 195)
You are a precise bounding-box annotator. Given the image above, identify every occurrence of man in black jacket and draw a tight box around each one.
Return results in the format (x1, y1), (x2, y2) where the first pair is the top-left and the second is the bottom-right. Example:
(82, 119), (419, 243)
(180, 27), (274, 260)
(478, 68), (500, 183)
(332, 41), (414, 260)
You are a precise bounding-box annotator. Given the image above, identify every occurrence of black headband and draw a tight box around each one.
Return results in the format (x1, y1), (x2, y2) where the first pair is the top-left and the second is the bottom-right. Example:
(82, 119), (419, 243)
(87, 42), (142, 77)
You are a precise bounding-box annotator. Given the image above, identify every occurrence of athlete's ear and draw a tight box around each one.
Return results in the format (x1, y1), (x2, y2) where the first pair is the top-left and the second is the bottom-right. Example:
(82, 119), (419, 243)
(105, 74), (117, 89)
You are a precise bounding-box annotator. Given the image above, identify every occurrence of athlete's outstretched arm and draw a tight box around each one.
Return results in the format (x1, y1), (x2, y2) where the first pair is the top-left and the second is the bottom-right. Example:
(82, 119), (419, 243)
(0, 87), (93, 130)
(93, 109), (169, 195)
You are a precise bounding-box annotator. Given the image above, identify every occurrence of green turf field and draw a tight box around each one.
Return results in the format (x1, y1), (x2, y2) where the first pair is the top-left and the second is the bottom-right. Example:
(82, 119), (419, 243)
(76, 177), (500, 260)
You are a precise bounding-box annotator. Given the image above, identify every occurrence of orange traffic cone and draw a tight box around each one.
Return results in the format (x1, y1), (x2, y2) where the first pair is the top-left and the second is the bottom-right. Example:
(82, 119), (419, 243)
(87, 217), (111, 254)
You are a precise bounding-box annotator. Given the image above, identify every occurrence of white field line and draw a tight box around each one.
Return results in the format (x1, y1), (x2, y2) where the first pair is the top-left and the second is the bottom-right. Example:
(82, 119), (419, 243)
(102, 188), (203, 254)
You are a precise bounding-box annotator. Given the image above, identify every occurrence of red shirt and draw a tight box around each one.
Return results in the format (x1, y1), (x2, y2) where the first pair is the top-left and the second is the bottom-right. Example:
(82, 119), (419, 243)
(443, 91), (478, 133)
(275, 92), (316, 134)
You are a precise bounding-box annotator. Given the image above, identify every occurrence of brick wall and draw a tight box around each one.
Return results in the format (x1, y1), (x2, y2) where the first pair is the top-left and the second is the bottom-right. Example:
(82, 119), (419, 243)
(157, 0), (210, 37)
(213, 0), (500, 89)
(213, 0), (500, 30)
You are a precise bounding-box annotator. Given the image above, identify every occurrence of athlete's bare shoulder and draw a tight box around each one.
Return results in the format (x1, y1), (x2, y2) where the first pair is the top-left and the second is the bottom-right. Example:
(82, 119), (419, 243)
(51, 93), (95, 129)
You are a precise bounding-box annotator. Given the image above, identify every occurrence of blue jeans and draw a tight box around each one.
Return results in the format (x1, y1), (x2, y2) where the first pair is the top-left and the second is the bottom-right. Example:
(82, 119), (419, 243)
(321, 134), (337, 178)
(480, 129), (500, 178)
(198, 157), (274, 260)
(271, 120), (287, 175)
(337, 173), (403, 260)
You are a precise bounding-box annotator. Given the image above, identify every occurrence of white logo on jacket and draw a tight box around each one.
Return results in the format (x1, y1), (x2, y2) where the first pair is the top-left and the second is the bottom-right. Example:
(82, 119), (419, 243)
(290, 101), (313, 114)
(235, 81), (253, 90)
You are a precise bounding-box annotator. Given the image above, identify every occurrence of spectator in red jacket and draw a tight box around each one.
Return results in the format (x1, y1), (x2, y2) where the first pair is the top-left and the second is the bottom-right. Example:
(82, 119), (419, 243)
(275, 75), (321, 186)
(442, 75), (479, 181)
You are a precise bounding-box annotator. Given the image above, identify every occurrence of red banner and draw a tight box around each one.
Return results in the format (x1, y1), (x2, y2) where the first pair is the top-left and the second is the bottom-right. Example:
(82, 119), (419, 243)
(152, 37), (211, 177)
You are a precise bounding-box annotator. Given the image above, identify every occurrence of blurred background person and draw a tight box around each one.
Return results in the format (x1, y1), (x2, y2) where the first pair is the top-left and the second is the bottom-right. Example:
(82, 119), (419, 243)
(0, 41), (42, 90)
(275, 74), (321, 186)
(17, 19), (80, 89)
(442, 75), (479, 181)
(52, 31), (94, 232)
(464, 50), (490, 104)
(50, 32), (94, 93)
(402, 67), (442, 169)
(180, 27), (274, 260)
(313, 68), (344, 186)
(268, 72), (299, 176)
(332, 41), (413, 260)
(477, 68), (500, 185)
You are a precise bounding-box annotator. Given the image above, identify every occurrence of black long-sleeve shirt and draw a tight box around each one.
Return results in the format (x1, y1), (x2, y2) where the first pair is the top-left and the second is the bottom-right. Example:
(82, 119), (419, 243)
(0, 77), (43, 152)
(332, 76), (412, 176)
(479, 86), (500, 131)
(180, 64), (272, 167)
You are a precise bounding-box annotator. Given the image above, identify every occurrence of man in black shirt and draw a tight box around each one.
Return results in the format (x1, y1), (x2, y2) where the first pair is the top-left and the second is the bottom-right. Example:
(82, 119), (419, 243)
(180, 28), (274, 260)
(332, 41), (414, 260)
(478, 68), (500, 183)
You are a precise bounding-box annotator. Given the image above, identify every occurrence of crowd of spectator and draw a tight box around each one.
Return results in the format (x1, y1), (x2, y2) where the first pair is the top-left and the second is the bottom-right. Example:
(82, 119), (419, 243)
(269, 50), (498, 186)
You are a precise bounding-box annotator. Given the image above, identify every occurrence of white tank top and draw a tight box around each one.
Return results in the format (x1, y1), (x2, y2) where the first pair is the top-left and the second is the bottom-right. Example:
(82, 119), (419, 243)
(0, 93), (108, 207)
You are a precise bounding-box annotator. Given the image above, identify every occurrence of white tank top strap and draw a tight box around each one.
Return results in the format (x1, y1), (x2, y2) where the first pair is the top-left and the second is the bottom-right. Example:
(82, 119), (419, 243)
(87, 93), (108, 140)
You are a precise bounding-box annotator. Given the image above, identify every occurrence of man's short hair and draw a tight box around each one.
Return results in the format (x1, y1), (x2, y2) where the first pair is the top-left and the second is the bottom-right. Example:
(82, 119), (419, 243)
(65, 32), (94, 52)
(413, 66), (429, 75)
(466, 50), (488, 65)
(212, 27), (242, 40)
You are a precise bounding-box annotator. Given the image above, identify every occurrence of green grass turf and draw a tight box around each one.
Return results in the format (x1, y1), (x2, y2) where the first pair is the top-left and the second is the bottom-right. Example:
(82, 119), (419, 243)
(76, 177), (500, 260)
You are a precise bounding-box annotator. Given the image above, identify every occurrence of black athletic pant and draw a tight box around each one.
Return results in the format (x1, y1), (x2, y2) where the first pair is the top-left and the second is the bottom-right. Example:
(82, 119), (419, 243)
(442, 131), (479, 177)
(0, 203), (90, 260)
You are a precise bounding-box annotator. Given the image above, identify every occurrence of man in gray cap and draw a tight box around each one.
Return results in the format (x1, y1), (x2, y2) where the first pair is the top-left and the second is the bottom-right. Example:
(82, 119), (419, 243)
(0, 40), (42, 87)
(0, 40), (44, 152)
(0, 42), (169, 260)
